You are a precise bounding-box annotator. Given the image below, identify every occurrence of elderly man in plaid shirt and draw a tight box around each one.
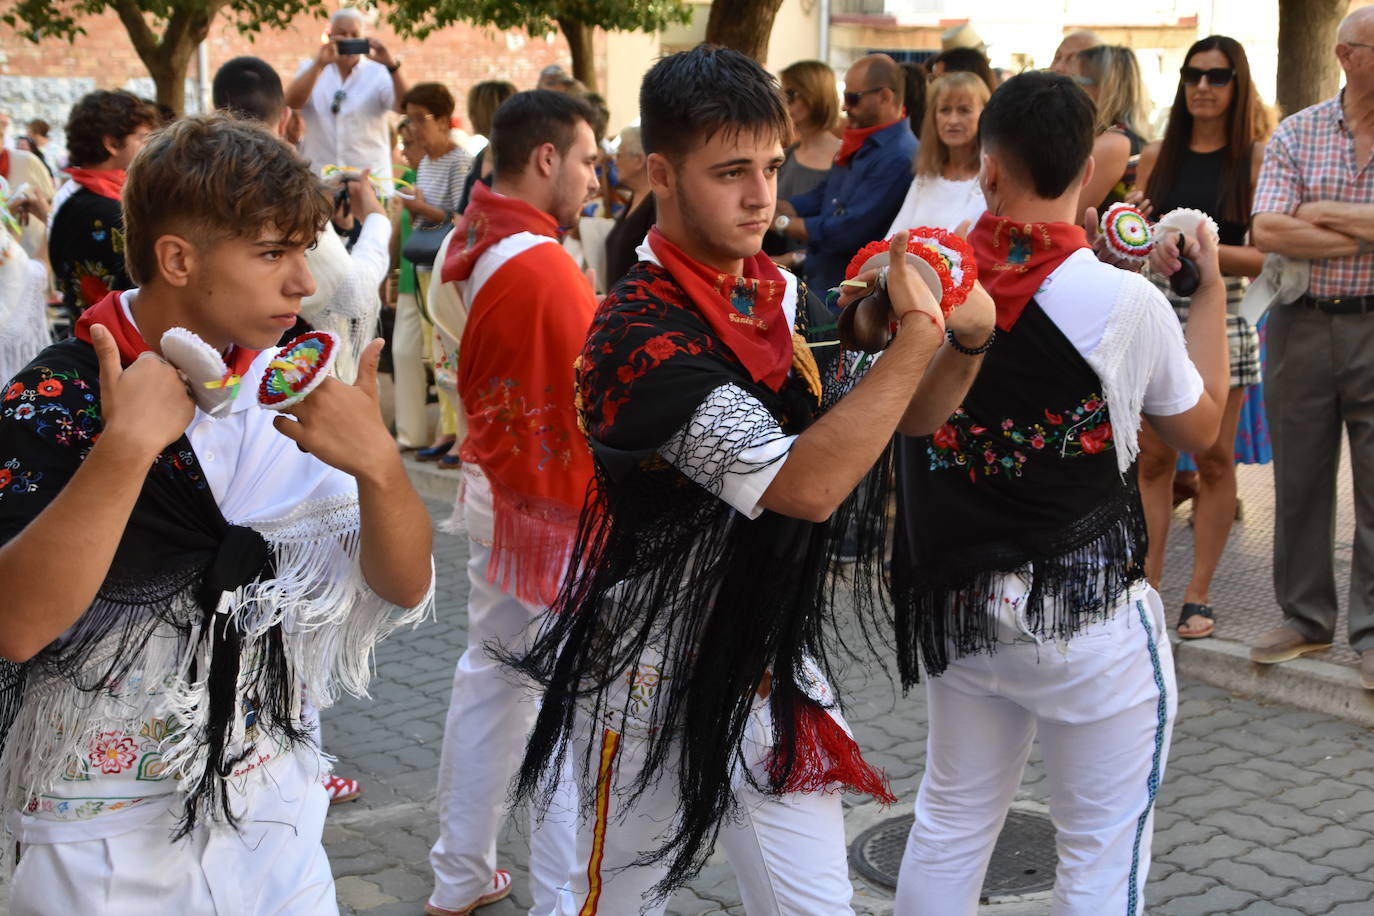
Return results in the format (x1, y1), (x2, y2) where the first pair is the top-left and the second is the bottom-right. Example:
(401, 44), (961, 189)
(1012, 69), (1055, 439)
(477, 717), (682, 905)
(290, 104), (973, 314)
(1250, 6), (1374, 686)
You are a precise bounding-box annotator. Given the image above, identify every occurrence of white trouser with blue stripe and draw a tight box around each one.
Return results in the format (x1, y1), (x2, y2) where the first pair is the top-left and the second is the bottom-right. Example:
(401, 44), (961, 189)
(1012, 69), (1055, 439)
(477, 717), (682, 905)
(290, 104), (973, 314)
(895, 580), (1176, 916)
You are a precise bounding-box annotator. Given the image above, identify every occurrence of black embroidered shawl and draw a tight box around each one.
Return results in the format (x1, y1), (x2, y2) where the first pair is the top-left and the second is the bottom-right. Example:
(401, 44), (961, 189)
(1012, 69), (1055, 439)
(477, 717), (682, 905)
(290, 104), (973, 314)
(0, 339), (304, 835)
(48, 188), (131, 314)
(505, 262), (892, 898)
(891, 300), (1148, 684)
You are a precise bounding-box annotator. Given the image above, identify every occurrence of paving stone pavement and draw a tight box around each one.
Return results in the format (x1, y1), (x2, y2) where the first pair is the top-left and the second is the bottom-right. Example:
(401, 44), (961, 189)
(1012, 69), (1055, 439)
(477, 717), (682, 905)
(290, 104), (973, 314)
(3, 494), (1372, 916)
(316, 498), (1374, 916)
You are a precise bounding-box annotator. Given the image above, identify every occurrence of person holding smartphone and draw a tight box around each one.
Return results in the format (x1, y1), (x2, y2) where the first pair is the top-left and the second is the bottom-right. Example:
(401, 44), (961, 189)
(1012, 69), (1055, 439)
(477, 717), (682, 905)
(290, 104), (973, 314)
(285, 7), (408, 183)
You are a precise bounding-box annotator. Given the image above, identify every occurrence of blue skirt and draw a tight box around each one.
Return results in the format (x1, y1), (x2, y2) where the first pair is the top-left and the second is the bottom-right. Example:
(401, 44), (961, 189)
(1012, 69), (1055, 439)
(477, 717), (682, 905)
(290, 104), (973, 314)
(1178, 311), (1272, 470)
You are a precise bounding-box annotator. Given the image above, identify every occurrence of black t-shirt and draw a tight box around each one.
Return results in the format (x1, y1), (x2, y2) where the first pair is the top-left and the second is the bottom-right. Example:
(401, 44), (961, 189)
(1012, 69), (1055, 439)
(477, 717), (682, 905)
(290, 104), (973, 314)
(603, 195), (656, 291)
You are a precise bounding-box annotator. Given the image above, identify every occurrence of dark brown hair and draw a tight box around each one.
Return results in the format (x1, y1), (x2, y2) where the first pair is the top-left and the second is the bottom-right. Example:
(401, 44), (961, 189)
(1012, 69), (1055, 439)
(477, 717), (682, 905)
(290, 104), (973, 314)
(122, 115), (330, 285)
(901, 62), (929, 137)
(490, 89), (596, 180)
(930, 47), (996, 93)
(1144, 35), (1256, 227)
(64, 90), (159, 167)
(640, 44), (790, 163)
(403, 82), (456, 122)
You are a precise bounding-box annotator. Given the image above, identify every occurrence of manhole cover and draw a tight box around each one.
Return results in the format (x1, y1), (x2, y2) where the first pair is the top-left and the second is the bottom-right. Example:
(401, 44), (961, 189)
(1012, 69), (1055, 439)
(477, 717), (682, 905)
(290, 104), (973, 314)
(850, 809), (1058, 898)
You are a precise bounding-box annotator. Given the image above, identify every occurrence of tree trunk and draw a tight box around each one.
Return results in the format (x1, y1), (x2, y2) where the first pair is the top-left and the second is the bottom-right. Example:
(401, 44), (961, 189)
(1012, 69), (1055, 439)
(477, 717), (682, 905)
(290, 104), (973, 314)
(112, 0), (219, 115)
(146, 55), (188, 114)
(1277, 0), (1347, 117)
(705, 0), (785, 64)
(557, 18), (599, 95)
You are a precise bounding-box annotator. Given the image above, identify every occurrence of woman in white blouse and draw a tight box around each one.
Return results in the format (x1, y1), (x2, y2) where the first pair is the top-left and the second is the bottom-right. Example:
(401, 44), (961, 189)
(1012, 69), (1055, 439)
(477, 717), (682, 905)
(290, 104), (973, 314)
(886, 72), (990, 235)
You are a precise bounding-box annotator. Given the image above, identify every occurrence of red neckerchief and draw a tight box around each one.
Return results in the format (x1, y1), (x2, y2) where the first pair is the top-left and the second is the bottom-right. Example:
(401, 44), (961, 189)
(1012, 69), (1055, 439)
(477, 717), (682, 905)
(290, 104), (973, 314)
(440, 182), (560, 284)
(968, 213), (1090, 331)
(64, 167), (127, 202)
(836, 116), (904, 167)
(0, 150), (10, 181)
(75, 290), (259, 375)
(647, 226), (792, 392)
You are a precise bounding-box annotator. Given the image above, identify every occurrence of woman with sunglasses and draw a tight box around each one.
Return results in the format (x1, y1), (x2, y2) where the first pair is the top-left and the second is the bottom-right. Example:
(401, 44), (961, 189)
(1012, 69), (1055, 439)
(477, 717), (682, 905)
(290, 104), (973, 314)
(765, 61), (840, 270)
(1133, 35), (1268, 640)
(1071, 45), (1152, 217)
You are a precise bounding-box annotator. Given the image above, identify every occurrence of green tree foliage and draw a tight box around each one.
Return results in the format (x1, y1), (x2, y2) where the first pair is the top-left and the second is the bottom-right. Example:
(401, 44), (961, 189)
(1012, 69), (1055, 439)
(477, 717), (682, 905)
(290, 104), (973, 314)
(3, 0), (329, 114)
(385, 0), (692, 93)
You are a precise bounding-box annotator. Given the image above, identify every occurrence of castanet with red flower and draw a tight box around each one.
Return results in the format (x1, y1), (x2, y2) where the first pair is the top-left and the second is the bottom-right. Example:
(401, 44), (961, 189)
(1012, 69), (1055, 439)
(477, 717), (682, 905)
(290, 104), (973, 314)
(834, 228), (979, 353)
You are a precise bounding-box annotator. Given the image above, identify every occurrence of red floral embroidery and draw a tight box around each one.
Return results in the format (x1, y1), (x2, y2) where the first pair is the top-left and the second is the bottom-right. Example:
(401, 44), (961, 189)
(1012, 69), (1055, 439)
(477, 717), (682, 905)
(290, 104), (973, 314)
(88, 732), (139, 775)
(3, 382), (22, 401)
(928, 395), (1114, 480)
(1079, 424), (1113, 454)
(36, 379), (62, 397)
(643, 334), (679, 361)
(0, 468), (11, 488)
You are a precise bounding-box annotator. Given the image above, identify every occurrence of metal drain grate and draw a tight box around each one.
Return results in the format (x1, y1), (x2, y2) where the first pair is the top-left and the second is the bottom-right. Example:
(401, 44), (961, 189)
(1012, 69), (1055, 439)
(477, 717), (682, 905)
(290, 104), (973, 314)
(850, 809), (1059, 898)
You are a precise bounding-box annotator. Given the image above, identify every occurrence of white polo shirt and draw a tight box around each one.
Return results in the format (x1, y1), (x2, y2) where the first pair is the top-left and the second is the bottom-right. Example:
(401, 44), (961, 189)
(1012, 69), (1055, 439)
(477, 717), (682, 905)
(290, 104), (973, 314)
(294, 57), (395, 182)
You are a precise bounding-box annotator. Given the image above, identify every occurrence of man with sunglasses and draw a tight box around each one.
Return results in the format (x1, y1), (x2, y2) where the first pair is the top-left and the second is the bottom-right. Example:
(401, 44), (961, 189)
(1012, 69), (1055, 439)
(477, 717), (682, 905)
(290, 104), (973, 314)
(1251, 6), (1374, 686)
(774, 53), (917, 295)
(284, 7), (408, 183)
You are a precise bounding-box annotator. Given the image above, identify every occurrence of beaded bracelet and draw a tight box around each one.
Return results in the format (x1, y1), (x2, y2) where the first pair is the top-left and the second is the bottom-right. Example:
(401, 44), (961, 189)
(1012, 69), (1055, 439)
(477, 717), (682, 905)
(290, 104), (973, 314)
(946, 326), (996, 355)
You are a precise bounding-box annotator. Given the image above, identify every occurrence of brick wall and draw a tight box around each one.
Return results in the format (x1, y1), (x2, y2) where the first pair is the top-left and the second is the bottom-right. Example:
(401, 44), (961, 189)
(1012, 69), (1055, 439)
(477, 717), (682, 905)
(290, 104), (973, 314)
(0, 9), (606, 161)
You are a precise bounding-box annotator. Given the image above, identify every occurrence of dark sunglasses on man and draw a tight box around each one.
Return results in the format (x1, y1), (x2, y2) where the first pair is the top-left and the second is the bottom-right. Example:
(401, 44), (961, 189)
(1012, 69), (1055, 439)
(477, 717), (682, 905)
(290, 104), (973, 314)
(843, 86), (884, 107)
(1179, 66), (1235, 87)
(331, 89), (347, 115)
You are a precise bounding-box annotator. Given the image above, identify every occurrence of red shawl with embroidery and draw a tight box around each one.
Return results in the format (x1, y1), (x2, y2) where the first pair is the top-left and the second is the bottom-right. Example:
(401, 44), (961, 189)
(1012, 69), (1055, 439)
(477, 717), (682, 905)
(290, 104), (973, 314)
(448, 184), (597, 604)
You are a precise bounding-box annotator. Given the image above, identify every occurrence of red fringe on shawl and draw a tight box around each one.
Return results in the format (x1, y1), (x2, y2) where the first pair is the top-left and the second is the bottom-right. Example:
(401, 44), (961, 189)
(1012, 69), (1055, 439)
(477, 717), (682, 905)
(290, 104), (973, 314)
(768, 702), (897, 804)
(486, 476), (581, 607)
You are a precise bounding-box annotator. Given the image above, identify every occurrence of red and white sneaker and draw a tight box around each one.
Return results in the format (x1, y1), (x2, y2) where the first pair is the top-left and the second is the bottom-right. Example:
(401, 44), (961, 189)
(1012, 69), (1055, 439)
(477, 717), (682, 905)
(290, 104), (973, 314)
(424, 870), (513, 915)
(321, 774), (362, 805)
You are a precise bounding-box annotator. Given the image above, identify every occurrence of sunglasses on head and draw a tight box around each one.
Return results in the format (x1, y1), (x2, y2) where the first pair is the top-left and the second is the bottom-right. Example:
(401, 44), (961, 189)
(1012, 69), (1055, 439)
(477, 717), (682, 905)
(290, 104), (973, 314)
(843, 86), (883, 107)
(1180, 66), (1235, 87)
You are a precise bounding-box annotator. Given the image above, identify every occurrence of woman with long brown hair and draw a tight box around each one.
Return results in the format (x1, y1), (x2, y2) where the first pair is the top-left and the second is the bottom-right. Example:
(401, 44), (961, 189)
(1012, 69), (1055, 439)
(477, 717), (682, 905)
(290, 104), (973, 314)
(1134, 34), (1268, 639)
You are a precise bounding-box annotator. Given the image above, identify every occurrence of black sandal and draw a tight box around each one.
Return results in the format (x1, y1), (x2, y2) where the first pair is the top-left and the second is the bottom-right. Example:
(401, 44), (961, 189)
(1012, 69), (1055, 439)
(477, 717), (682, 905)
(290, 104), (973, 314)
(1177, 602), (1215, 639)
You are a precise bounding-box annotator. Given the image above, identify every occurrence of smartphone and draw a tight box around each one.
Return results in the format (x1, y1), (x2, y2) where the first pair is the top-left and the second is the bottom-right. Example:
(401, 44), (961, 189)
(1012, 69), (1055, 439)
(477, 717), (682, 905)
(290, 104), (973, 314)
(336, 38), (370, 55)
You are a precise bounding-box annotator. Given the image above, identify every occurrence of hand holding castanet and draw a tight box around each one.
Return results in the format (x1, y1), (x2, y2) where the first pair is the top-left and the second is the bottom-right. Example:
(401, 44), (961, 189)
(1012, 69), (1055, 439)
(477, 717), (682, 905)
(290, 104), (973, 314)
(270, 339), (399, 481)
(91, 324), (195, 459)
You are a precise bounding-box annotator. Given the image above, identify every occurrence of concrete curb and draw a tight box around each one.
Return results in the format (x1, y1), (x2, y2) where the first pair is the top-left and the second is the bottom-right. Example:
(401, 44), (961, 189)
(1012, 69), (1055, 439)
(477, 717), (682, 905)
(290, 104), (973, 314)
(1172, 634), (1374, 729)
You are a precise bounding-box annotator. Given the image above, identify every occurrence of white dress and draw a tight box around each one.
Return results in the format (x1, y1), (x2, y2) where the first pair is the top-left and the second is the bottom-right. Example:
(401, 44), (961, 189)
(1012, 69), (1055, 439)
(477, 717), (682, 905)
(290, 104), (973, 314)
(885, 173), (987, 236)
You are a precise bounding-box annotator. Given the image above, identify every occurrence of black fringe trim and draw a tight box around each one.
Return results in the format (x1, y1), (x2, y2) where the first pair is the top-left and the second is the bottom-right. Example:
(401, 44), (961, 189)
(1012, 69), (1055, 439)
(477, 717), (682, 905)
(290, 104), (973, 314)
(891, 484), (1149, 687)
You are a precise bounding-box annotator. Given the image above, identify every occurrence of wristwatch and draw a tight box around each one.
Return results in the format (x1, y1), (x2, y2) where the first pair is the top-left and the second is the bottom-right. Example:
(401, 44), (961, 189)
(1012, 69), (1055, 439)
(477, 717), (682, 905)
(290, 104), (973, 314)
(387, 60), (402, 74)
(773, 214), (790, 232)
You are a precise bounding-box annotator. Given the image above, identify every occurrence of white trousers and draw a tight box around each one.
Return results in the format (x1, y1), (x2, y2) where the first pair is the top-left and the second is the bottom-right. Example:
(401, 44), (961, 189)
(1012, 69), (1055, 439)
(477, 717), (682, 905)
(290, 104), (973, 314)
(556, 690), (856, 915)
(10, 749), (335, 916)
(895, 588), (1176, 916)
(429, 539), (577, 915)
(392, 291), (430, 449)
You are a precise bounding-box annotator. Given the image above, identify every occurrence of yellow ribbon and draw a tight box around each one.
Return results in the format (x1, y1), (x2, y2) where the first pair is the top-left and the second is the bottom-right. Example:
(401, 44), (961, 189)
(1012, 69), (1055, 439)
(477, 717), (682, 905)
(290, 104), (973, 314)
(203, 373), (240, 390)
